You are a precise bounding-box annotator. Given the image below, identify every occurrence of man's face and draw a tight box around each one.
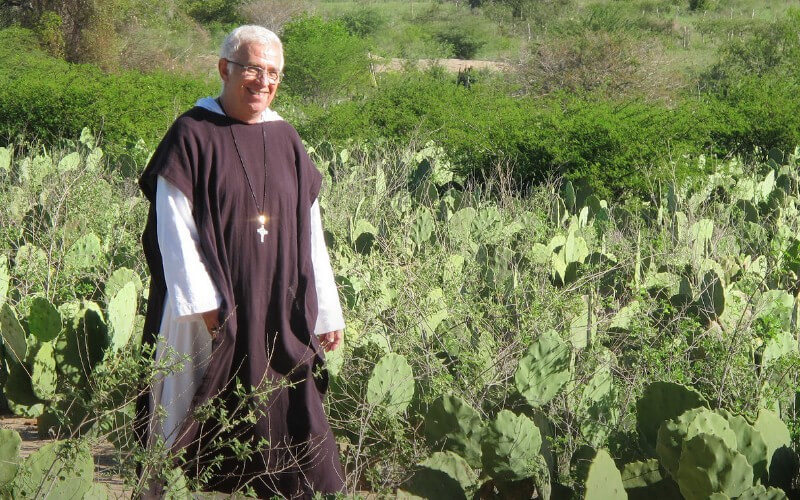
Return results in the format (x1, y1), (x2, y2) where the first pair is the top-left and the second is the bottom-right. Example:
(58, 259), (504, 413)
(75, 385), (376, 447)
(218, 42), (281, 121)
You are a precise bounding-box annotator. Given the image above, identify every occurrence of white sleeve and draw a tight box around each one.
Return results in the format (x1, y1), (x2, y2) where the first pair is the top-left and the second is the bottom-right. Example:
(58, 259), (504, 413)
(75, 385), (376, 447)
(156, 176), (222, 319)
(311, 200), (345, 335)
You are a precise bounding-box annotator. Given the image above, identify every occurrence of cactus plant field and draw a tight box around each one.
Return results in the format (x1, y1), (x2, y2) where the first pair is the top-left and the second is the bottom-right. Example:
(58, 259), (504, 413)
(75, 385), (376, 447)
(0, 132), (799, 497)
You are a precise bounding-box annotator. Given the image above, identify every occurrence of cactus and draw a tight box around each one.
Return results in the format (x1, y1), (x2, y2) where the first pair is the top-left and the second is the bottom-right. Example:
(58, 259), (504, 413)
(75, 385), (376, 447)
(636, 381), (707, 450)
(718, 410), (768, 484)
(108, 282), (137, 352)
(28, 297), (62, 342)
(3, 358), (44, 417)
(104, 268), (143, 302)
(753, 409), (796, 490)
(0, 303), (27, 364)
(448, 207), (476, 244)
(400, 451), (476, 500)
(584, 449), (626, 499)
(57, 151), (80, 173)
(12, 440), (94, 499)
(676, 433), (753, 499)
(657, 407), (737, 478)
(609, 300), (641, 332)
(694, 269), (725, 322)
(366, 352), (414, 416)
(31, 341), (57, 400)
(55, 302), (108, 388)
(620, 459), (662, 488)
(85, 147), (103, 172)
(0, 257), (8, 309)
(737, 484), (788, 500)
(350, 219), (377, 254)
(83, 482), (113, 499)
(411, 209), (435, 250)
(481, 410), (541, 482)
(0, 428), (21, 488)
(568, 294), (595, 350)
(424, 395), (484, 468)
(689, 218), (713, 262)
(579, 349), (618, 447)
(514, 330), (571, 408)
(65, 233), (103, 270)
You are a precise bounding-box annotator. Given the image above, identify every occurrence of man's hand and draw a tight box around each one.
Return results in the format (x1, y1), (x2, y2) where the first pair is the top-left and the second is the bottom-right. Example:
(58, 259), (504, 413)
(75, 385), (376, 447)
(320, 330), (343, 352)
(202, 309), (220, 339)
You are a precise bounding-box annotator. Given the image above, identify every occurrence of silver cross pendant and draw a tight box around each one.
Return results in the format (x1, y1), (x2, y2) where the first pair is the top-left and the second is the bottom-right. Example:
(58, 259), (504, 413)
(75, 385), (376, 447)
(257, 224), (268, 243)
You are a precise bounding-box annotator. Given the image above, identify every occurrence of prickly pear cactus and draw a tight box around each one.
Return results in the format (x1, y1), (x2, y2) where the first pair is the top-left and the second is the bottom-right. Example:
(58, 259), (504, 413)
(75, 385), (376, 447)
(366, 352), (414, 416)
(514, 330), (571, 408)
(753, 409), (796, 490)
(28, 297), (62, 342)
(737, 484), (788, 500)
(636, 381), (707, 450)
(0, 428), (21, 488)
(620, 459), (662, 489)
(65, 233), (103, 270)
(411, 209), (435, 250)
(719, 410), (768, 483)
(481, 410), (542, 482)
(676, 433), (754, 499)
(104, 268), (143, 303)
(694, 269), (725, 321)
(31, 341), (57, 400)
(108, 282), (137, 352)
(400, 451), (476, 500)
(3, 358), (43, 417)
(0, 303), (27, 364)
(584, 449), (626, 499)
(350, 219), (377, 254)
(0, 257), (8, 309)
(55, 302), (108, 388)
(657, 407), (737, 478)
(424, 395), (485, 468)
(12, 440), (94, 499)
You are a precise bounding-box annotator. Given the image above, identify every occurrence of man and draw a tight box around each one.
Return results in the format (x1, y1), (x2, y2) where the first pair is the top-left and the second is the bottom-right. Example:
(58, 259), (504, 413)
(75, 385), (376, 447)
(136, 25), (345, 498)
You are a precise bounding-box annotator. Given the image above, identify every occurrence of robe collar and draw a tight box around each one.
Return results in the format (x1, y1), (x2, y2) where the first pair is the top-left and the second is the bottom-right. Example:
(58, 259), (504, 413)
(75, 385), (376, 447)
(195, 96), (283, 123)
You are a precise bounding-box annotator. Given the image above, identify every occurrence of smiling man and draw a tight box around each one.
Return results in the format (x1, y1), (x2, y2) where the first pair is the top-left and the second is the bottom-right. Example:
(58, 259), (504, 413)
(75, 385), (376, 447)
(136, 26), (345, 498)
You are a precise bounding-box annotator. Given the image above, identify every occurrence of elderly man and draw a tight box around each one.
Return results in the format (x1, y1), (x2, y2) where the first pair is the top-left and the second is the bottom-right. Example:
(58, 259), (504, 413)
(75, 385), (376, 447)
(136, 25), (345, 497)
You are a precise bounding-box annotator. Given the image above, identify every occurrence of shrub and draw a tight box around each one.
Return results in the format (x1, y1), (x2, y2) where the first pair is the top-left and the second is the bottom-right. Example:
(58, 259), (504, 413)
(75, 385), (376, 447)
(182, 0), (244, 25)
(338, 7), (385, 38)
(436, 29), (485, 59)
(280, 15), (371, 102)
(35, 10), (64, 58)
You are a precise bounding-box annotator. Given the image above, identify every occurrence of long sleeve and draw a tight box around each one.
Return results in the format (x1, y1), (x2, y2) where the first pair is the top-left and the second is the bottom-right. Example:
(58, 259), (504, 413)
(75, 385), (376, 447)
(311, 200), (345, 334)
(156, 176), (222, 318)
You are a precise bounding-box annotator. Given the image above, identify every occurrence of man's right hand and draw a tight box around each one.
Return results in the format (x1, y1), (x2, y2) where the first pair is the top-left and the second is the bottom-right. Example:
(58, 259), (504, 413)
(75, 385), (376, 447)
(202, 309), (220, 338)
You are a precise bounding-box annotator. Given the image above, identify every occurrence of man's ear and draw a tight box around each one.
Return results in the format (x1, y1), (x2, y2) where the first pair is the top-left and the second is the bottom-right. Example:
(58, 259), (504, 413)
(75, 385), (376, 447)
(218, 58), (229, 82)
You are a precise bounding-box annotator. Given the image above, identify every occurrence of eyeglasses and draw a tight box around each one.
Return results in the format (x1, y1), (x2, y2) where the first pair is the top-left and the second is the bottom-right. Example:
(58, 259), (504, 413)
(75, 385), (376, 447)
(226, 59), (283, 84)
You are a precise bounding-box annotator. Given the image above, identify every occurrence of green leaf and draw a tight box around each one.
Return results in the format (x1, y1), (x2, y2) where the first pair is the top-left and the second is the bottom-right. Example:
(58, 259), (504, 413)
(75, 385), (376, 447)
(514, 331), (571, 407)
(366, 353), (414, 416)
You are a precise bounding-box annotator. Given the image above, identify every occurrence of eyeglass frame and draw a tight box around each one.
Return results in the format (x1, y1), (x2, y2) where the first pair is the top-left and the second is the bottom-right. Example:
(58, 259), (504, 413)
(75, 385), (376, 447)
(225, 59), (283, 84)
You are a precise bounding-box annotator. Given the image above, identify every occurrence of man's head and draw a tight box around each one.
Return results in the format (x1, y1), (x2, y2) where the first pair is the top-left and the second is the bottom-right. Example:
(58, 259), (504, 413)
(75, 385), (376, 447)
(218, 25), (284, 123)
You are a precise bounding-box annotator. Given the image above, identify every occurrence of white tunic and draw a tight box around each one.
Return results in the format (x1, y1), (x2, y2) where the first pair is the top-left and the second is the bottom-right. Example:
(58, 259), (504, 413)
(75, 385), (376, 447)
(149, 98), (344, 448)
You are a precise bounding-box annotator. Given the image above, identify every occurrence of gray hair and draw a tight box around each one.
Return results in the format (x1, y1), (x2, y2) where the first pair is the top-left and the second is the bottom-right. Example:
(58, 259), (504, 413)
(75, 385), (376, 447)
(220, 25), (284, 71)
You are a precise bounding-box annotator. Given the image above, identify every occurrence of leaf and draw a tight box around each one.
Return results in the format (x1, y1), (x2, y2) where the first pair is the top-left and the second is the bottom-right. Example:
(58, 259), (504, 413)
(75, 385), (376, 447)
(514, 331), (571, 407)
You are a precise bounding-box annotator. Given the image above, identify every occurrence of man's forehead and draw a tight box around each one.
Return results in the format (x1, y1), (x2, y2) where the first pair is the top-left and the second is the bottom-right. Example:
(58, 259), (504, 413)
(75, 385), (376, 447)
(237, 42), (282, 66)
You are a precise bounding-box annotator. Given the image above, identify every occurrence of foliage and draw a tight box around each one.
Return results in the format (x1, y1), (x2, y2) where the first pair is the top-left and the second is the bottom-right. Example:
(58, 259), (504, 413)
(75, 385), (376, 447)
(181, 0), (244, 25)
(280, 15), (371, 102)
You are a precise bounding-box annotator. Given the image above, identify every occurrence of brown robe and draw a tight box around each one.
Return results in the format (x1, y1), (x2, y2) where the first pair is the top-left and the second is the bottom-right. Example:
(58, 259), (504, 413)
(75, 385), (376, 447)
(137, 107), (344, 498)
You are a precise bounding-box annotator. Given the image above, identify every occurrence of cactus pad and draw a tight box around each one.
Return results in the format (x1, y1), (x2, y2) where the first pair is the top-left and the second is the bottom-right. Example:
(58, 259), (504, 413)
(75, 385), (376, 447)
(514, 330), (571, 408)
(481, 410), (542, 482)
(657, 407), (737, 478)
(400, 451), (476, 500)
(737, 484), (788, 500)
(636, 381), (707, 450)
(0, 428), (21, 488)
(28, 297), (62, 342)
(366, 352), (414, 416)
(65, 233), (103, 270)
(585, 449), (626, 500)
(0, 303), (26, 364)
(424, 395), (484, 468)
(31, 341), (57, 400)
(108, 282), (137, 352)
(12, 440), (94, 499)
(676, 433), (754, 499)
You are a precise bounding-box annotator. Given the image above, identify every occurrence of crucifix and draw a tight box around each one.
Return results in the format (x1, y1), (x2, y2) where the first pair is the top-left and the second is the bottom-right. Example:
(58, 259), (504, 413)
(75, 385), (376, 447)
(257, 215), (268, 243)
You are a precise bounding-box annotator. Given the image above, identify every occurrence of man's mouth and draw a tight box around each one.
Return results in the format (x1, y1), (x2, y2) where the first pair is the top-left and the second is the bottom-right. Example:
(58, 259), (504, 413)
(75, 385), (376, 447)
(246, 88), (268, 96)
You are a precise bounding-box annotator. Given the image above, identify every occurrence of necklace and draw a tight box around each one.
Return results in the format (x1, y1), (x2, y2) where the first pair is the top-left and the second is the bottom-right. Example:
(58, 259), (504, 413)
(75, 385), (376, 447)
(218, 98), (269, 243)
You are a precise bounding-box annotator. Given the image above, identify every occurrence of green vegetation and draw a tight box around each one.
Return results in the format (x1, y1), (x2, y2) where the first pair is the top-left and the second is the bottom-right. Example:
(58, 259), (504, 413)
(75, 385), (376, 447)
(2, 0), (800, 497)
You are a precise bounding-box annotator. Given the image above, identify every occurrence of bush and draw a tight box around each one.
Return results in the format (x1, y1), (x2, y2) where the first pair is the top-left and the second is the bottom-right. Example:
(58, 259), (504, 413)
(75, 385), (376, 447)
(182, 0), (244, 25)
(35, 11), (64, 58)
(280, 15), (371, 102)
(0, 27), (214, 166)
(436, 29), (485, 59)
(338, 7), (385, 38)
